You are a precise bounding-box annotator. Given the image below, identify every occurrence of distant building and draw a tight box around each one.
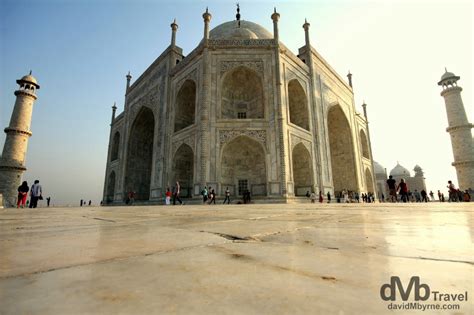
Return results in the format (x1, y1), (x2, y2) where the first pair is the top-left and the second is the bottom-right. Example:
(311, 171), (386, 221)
(374, 161), (427, 196)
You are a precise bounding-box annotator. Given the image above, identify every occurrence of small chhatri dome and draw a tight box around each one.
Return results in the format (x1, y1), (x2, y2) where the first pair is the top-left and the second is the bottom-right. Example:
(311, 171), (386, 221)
(390, 162), (411, 177)
(373, 161), (385, 175)
(17, 72), (40, 89)
(438, 68), (460, 86)
(209, 20), (273, 40)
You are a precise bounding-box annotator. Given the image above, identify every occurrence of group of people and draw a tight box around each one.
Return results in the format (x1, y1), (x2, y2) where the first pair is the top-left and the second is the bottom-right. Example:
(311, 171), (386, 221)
(164, 181), (185, 205)
(306, 190), (376, 204)
(17, 180), (49, 208)
(386, 176), (471, 203)
(201, 186), (235, 204)
(79, 199), (92, 206)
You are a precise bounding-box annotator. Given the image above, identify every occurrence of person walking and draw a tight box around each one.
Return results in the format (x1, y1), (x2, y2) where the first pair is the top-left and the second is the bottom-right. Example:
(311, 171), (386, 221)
(223, 187), (231, 204)
(397, 179), (409, 203)
(386, 175), (397, 202)
(201, 186), (208, 204)
(447, 181), (457, 202)
(165, 187), (171, 205)
(46, 197), (51, 207)
(174, 181), (183, 205)
(420, 190), (428, 202)
(17, 181), (29, 208)
(429, 191), (434, 201)
(29, 180), (42, 208)
(80, 199), (83, 207)
(209, 187), (216, 205)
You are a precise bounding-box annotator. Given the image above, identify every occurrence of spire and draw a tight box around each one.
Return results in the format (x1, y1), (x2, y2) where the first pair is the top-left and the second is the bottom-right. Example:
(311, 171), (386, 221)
(347, 71), (353, 88)
(111, 102), (117, 125)
(303, 18), (311, 47)
(236, 3), (241, 27)
(126, 71), (132, 92)
(170, 18), (178, 47)
(361, 101), (368, 120)
(271, 7), (280, 40)
(202, 7), (212, 40)
(29, 70), (32, 75)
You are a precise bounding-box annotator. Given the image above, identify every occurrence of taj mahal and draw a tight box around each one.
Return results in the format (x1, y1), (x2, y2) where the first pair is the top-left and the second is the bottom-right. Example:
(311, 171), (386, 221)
(102, 7), (377, 203)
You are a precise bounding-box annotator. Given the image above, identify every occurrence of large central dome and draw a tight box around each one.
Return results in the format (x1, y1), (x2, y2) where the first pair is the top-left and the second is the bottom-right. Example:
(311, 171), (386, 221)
(209, 20), (273, 40)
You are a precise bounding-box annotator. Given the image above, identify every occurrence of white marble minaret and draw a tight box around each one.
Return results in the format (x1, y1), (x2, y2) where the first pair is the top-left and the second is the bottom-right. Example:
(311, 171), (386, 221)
(0, 73), (40, 207)
(438, 69), (474, 190)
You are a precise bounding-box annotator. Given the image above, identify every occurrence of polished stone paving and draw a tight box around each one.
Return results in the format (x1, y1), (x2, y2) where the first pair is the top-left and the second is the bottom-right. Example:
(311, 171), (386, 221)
(0, 203), (472, 314)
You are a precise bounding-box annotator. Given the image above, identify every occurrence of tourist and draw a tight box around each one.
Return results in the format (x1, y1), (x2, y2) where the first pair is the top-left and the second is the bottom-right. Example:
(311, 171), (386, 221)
(429, 190), (434, 201)
(463, 190), (471, 202)
(441, 193), (445, 202)
(223, 187), (231, 204)
(209, 187), (216, 204)
(420, 190), (428, 202)
(386, 175), (397, 202)
(310, 191), (316, 203)
(29, 180), (42, 208)
(201, 186), (208, 204)
(397, 179), (409, 203)
(165, 187), (171, 205)
(46, 197), (51, 207)
(457, 189), (463, 202)
(88, 200), (91, 206)
(355, 192), (360, 203)
(437, 190), (442, 202)
(17, 181), (29, 208)
(327, 191), (331, 203)
(447, 181), (457, 202)
(80, 199), (83, 207)
(381, 193), (385, 202)
(174, 181), (183, 205)
(305, 191), (310, 198)
(319, 191), (323, 203)
(128, 191), (135, 205)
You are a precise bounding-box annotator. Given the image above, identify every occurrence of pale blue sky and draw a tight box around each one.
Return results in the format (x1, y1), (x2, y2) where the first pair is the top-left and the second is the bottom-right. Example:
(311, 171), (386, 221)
(1, 0), (472, 205)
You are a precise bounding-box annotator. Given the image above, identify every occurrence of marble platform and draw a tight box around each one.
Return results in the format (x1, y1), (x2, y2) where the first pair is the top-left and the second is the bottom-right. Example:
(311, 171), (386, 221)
(0, 203), (472, 314)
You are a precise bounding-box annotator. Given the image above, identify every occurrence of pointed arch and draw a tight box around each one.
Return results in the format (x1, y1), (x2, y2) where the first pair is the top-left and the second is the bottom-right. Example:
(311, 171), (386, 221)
(221, 66), (264, 119)
(111, 131), (120, 161)
(360, 129), (370, 159)
(124, 107), (155, 201)
(288, 79), (309, 130)
(171, 144), (194, 198)
(365, 168), (374, 193)
(327, 105), (358, 194)
(292, 143), (313, 195)
(174, 80), (196, 132)
(220, 136), (267, 196)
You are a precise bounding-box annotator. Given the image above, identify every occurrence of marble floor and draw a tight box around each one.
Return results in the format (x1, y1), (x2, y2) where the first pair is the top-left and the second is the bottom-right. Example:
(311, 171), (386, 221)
(0, 202), (472, 314)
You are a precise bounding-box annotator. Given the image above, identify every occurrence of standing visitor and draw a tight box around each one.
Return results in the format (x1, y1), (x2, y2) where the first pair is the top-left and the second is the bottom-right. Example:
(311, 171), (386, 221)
(397, 179), (409, 203)
(463, 190), (471, 202)
(310, 191), (316, 203)
(318, 191), (324, 203)
(174, 181), (183, 205)
(386, 175), (397, 202)
(327, 191), (331, 203)
(223, 187), (231, 204)
(88, 200), (91, 206)
(80, 199), (83, 207)
(165, 187), (171, 205)
(46, 197), (51, 207)
(29, 180), (42, 208)
(437, 190), (442, 202)
(429, 191), (434, 201)
(17, 181), (29, 208)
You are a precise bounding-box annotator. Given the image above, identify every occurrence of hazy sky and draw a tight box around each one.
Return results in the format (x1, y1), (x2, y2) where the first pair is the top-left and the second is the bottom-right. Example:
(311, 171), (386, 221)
(0, 0), (472, 206)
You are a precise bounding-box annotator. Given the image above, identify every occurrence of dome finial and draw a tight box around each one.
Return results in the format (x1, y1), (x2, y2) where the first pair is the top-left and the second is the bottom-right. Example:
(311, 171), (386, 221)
(29, 70), (32, 75)
(236, 3), (241, 27)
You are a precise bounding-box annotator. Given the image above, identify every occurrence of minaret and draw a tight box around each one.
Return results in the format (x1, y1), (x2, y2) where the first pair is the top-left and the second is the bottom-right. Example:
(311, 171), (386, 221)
(303, 19), (311, 47)
(202, 7), (211, 40)
(271, 7), (280, 41)
(438, 69), (474, 190)
(170, 19), (178, 47)
(0, 72), (40, 207)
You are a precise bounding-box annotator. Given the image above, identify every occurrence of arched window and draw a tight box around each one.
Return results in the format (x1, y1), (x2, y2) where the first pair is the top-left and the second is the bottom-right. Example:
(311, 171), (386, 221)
(174, 80), (196, 132)
(288, 79), (309, 130)
(221, 66), (264, 119)
(111, 132), (120, 161)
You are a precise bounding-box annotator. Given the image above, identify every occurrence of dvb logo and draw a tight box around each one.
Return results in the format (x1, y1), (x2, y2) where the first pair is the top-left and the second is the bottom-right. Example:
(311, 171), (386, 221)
(380, 276), (430, 301)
